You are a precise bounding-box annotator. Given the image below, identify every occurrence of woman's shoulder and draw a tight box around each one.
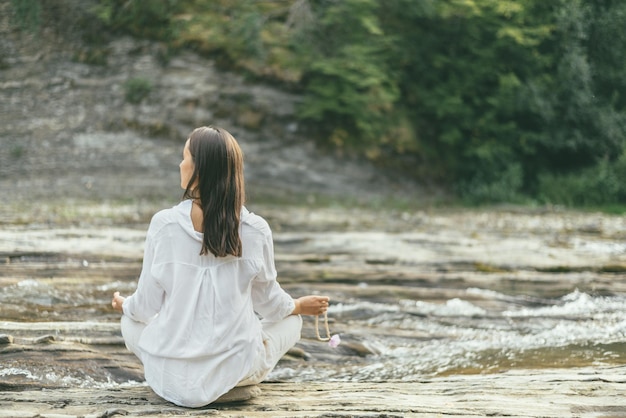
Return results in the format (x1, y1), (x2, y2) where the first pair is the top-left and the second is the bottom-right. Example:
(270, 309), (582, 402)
(147, 201), (191, 235)
(241, 207), (272, 236)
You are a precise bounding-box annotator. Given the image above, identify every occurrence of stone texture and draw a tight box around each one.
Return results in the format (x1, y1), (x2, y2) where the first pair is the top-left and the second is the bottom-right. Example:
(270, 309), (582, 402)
(0, 367), (624, 417)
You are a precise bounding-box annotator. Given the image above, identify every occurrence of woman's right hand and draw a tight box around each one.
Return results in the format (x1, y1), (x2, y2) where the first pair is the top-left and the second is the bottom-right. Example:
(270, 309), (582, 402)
(293, 295), (330, 316)
(111, 291), (125, 313)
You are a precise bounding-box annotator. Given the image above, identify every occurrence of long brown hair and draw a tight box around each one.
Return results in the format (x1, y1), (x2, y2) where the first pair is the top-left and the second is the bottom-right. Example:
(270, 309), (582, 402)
(183, 126), (245, 257)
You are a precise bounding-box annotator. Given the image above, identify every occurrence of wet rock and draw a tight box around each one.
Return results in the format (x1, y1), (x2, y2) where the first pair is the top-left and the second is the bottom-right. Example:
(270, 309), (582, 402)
(33, 335), (55, 344)
(286, 346), (311, 360)
(337, 341), (379, 357)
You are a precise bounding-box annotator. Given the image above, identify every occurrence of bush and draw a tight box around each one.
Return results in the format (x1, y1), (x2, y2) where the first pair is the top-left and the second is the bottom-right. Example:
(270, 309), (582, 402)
(458, 163), (526, 204)
(124, 77), (152, 104)
(10, 0), (41, 32)
(538, 155), (626, 206)
(95, 0), (180, 40)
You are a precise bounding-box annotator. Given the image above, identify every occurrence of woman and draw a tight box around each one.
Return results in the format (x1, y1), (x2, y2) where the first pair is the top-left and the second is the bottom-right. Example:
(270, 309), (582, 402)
(111, 126), (329, 407)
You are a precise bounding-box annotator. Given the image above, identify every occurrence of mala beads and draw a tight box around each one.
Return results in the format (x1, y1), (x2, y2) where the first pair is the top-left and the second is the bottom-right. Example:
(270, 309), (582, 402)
(314, 311), (341, 347)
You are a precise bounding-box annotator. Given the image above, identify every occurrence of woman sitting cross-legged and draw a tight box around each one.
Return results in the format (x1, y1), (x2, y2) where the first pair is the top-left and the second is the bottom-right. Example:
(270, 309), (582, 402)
(111, 126), (329, 408)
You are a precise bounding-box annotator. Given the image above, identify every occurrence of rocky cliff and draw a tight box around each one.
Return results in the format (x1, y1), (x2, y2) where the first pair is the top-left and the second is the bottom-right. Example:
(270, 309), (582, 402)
(0, 1), (426, 208)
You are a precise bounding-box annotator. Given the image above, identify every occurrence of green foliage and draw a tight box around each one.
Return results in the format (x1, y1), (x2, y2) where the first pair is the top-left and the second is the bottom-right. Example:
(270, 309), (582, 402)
(294, 0), (401, 150)
(10, 0), (41, 32)
(527, 1), (623, 171)
(10, 144), (25, 159)
(538, 154), (626, 206)
(95, 0), (180, 40)
(73, 47), (110, 66)
(124, 77), (152, 104)
(371, 0), (557, 197)
(171, 0), (304, 80)
(367, 0), (624, 205)
(299, 46), (399, 149)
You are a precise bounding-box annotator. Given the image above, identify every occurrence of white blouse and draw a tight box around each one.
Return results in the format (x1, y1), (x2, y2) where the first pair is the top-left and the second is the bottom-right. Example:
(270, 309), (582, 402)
(122, 199), (295, 407)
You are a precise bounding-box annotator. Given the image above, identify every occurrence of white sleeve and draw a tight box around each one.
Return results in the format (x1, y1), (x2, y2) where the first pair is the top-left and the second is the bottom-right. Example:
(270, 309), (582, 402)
(122, 229), (165, 323)
(251, 229), (295, 321)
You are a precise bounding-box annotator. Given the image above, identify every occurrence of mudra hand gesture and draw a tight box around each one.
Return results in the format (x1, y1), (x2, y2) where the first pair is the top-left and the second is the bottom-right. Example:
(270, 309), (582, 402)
(111, 291), (125, 312)
(292, 295), (330, 316)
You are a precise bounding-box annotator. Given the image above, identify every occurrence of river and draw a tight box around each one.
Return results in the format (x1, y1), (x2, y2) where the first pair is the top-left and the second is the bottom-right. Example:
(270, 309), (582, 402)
(1, 204), (625, 389)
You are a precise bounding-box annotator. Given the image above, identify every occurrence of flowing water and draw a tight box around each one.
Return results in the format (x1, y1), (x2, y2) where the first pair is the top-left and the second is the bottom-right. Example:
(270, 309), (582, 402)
(1, 209), (625, 389)
(2, 263), (625, 388)
(280, 288), (626, 382)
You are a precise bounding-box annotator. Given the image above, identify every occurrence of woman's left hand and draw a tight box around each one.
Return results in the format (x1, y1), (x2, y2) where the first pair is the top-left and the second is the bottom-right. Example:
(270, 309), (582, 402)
(111, 291), (125, 312)
(293, 295), (330, 316)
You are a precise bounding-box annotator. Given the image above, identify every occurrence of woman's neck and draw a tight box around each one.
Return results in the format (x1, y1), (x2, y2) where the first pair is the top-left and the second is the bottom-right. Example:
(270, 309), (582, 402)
(190, 199), (203, 232)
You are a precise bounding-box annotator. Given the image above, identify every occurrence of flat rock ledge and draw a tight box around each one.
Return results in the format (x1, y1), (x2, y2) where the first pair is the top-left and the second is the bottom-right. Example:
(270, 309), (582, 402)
(1, 366), (625, 418)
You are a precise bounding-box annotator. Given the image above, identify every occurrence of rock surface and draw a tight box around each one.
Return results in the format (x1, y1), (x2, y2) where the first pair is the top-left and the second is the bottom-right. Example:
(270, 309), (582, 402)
(1, 366), (625, 417)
